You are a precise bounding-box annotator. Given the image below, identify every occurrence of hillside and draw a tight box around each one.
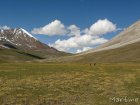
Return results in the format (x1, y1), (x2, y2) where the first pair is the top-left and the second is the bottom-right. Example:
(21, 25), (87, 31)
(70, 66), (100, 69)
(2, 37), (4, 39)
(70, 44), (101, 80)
(81, 20), (140, 54)
(76, 41), (140, 63)
(0, 28), (70, 61)
(47, 41), (140, 63)
(0, 49), (45, 63)
(48, 20), (140, 63)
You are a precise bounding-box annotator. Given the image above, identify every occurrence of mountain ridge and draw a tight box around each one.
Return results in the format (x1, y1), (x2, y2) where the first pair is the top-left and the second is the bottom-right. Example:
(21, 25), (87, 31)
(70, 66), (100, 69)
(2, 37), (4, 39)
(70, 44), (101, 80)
(46, 20), (140, 63)
(80, 20), (140, 55)
(0, 28), (70, 61)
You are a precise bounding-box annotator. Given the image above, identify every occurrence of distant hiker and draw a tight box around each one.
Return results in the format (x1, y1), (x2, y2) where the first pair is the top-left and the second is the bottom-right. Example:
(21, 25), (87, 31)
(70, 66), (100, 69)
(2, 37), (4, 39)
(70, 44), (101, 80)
(90, 63), (91, 66)
(89, 63), (93, 70)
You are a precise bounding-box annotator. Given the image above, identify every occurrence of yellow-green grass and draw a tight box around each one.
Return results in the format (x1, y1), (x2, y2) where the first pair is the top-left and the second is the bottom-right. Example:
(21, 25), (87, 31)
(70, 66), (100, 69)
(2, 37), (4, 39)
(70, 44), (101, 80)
(0, 63), (140, 105)
(49, 41), (140, 63)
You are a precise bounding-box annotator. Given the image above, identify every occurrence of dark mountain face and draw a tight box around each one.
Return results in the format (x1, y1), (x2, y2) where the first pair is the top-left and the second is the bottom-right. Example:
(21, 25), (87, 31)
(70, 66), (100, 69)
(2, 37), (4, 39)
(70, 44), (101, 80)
(0, 28), (51, 50)
(0, 28), (69, 58)
(0, 28), (57, 52)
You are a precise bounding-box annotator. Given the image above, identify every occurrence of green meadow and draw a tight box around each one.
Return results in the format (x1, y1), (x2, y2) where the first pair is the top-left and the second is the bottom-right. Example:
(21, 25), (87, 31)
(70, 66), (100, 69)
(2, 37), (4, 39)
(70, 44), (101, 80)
(0, 63), (140, 105)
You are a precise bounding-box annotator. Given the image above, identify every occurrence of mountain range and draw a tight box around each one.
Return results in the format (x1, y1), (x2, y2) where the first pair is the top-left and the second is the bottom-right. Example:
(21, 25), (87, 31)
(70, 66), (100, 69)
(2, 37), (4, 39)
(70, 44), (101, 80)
(0, 20), (140, 63)
(47, 20), (140, 63)
(0, 28), (69, 62)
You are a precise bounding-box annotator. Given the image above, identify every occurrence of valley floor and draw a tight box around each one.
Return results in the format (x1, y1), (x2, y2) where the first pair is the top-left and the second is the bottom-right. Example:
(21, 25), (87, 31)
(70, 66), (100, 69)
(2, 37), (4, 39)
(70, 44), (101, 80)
(0, 63), (140, 105)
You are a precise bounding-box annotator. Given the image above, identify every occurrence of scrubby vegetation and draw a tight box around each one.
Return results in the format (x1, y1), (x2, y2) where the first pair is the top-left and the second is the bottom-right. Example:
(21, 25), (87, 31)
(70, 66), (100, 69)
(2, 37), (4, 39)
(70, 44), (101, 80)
(0, 63), (140, 105)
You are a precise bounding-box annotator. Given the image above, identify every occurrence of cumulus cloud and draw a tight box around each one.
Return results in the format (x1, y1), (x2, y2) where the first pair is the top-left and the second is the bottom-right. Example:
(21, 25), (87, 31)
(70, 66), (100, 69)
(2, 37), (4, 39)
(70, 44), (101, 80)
(0, 26), (10, 30)
(31, 20), (67, 36)
(32, 19), (118, 53)
(67, 25), (80, 36)
(88, 19), (117, 36)
(49, 35), (108, 53)
(76, 47), (92, 53)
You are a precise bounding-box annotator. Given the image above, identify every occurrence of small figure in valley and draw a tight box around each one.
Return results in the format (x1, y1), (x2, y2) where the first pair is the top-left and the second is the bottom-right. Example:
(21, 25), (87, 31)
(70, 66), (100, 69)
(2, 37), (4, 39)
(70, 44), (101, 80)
(90, 63), (92, 67)
(90, 63), (96, 67)
(90, 63), (93, 67)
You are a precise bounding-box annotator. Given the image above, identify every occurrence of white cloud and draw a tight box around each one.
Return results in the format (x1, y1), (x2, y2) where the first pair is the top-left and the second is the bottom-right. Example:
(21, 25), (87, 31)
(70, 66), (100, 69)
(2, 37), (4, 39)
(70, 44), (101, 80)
(33, 19), (118, 53)
(0, 26), (10, 30)
(50, 35), (108, 53)
(31, 20), (67, 36)
(76, 47), (92, 53)
(88, 19), (116, 36)
(67, 25), (80, 36)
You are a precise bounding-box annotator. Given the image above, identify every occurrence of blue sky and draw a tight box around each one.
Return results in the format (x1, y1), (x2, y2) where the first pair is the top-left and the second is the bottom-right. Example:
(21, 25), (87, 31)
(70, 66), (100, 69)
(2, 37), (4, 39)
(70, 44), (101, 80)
(0, 0), (140, 53)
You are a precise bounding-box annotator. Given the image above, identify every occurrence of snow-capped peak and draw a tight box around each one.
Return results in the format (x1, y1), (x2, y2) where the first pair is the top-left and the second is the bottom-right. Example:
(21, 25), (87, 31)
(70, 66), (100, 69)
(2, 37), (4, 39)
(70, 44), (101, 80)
(20, 28), (37, 40)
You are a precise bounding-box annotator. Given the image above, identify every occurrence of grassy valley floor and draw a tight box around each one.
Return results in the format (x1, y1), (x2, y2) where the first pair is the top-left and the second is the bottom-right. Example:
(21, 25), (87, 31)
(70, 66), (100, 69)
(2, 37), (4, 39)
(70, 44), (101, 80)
(0, 63), (140, 105)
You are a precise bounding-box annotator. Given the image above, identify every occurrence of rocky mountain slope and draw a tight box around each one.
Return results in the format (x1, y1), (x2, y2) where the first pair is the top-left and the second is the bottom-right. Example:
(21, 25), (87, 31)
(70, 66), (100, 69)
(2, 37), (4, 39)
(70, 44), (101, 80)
(0, 28), (70, 61)
(0, 28), (56, 51)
